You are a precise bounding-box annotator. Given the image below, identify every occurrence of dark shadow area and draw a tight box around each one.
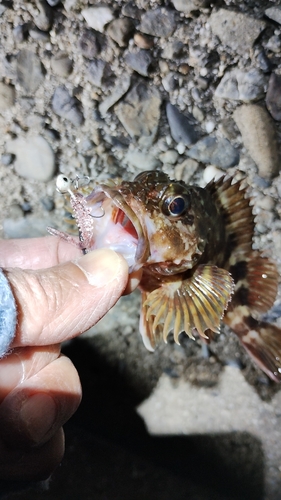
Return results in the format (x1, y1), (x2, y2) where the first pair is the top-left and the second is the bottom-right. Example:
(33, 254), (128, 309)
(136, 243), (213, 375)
(3, 339), (264, 500)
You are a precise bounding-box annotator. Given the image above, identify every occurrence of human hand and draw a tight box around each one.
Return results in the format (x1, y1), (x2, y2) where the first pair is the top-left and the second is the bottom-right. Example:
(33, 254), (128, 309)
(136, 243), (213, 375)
(0, 236), (135, 482)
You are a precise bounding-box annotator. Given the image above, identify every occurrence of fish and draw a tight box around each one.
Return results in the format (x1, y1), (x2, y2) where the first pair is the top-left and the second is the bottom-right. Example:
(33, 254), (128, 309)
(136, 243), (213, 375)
(48, 170), (281, 382)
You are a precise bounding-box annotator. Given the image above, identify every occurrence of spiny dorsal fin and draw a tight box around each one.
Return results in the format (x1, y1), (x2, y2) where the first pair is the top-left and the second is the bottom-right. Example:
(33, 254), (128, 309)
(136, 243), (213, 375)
(139, 265), (234, 350)
(229, 252), (278, 315)
(207, 177), (255, 261)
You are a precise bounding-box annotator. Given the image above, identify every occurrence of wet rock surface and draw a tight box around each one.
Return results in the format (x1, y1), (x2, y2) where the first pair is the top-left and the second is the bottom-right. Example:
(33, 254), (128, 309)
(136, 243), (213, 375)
(1, 1), (281, 499)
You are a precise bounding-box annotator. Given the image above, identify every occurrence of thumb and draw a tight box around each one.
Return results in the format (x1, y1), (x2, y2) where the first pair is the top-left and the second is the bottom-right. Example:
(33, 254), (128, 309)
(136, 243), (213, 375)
(5, 249), (129, 348)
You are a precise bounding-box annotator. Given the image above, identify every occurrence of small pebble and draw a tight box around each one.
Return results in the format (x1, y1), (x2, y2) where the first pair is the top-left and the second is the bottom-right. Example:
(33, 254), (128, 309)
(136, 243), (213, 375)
(88, 59), (112, 88)
(139, 8), (176, 38)
(265, 7), (281, 26)
(205, 120), (215, 133)
(52, 85), (84, 126)
(159, 150), (179, 165)
(134, 32), (154, 50)
(122, 1), (143, 20)
(51, 52), (73, 77)
(106, 18), (134, 47)
(79, 30), (101, 59)
(125, 49), (153, 77)
(33, 0), (53, 31)
(115, 82), (161, 147)
(176, 142), (186, 155)
(17, 49), (45, 94)
(215, 68), (267, 102)
(209, 9), (266, 56)
(171, 0), (206, 14)
(187, 136), (239, 169)
(81, 7), (114, 33)
(0, 82), (15, 111)
(166, 102), (199, 146)
(99, 74), (131, 116)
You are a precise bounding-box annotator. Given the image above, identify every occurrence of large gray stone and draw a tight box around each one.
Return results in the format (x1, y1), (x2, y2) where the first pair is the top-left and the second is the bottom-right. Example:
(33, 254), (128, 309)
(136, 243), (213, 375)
(209, 9), (266, 55)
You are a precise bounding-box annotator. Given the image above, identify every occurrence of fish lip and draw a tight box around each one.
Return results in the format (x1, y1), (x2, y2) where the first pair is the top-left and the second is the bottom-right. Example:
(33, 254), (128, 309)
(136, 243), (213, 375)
(87, 184), (149, 267)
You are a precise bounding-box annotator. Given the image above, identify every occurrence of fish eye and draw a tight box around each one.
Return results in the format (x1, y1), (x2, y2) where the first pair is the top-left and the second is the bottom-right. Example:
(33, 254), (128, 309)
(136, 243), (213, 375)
(162, 195), (190, 217)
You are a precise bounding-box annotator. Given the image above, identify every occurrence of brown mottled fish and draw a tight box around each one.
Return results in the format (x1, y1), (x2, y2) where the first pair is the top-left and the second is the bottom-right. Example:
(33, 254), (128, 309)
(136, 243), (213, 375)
(48, 171), (281, 382)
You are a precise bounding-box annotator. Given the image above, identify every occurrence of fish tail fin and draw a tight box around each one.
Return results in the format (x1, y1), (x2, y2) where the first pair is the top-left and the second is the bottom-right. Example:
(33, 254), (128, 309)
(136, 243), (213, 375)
(224, 307), (281, 382)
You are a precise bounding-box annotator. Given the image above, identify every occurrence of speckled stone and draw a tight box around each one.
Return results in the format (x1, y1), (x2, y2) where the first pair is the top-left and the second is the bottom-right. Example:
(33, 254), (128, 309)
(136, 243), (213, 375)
(215, 68), (267, 102)
(187, 136), (239, 168)
(233, 104), (280, 178)
(115, 82), (161, 147)
(209, 9), (266, 55)
(6, 135), (55, 181)
(17, 49), (45, 94)
(99, 74), (131, 116)
(125, 49), (153, 76)
(52, 85), (84, 126)
(139, 8), (176, 38)
(79, 30), (101, 59)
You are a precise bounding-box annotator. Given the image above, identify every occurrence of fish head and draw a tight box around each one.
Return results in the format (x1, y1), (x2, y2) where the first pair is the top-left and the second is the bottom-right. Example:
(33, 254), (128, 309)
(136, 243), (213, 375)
(84, 170), (207, 274)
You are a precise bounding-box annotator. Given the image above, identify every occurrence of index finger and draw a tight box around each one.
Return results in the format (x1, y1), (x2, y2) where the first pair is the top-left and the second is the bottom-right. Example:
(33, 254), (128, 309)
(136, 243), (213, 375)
(0, 237), (81, 270)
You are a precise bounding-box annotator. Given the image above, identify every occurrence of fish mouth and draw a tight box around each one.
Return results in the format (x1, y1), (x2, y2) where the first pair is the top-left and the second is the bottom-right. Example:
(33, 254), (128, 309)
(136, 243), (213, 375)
(86, 184), (149, 271)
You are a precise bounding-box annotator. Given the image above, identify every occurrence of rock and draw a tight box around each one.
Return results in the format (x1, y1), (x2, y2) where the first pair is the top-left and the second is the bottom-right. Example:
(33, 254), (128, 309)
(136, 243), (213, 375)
(265, 7), (281, 25)
(125, 49), (153, 77)
(51, 52), (73, 77)
(162, 73), (179, 92)
(33, 0), (53, 31)
(0, 82), (15, 112)
(52, 86), (84, 126)
(0, 4), (6, 15)
(81, 6), (114, 33)
(174, 158), (199, 183)
(29, 27), (50, 42)
(139, 8), (176, 38)
(215, 68), (267, 102)
(106, 18), (134, 47)
(99, 74), (131, 116)
(124, 151), (161, 170)
(159, 149), (179, 165)
(265, 35), (281, 53)
(256, 50), (273, 73)
(162, 41), (185, 60)
(266, 73), (281, 121)
(88, 59), (112, 88)
(166, 103), (199, 146)
(122, 1), (143, 20)
(171, 0), (209, 14)
(134, 33), (154, 50)
(233, 104), (280, 178)
(187, 136), (240, 168)
(6, 135), (55, 181)
(79, 30), (101, 59)
(17, 49), (45, 94)
(115, 82), (161, 147)
(209, 9), (266, 55)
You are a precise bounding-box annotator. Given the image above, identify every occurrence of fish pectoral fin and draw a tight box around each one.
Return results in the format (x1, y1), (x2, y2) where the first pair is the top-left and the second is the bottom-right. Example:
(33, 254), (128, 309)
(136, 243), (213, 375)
(139, 265), (234, 350)
(246, 253), (278, 314)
